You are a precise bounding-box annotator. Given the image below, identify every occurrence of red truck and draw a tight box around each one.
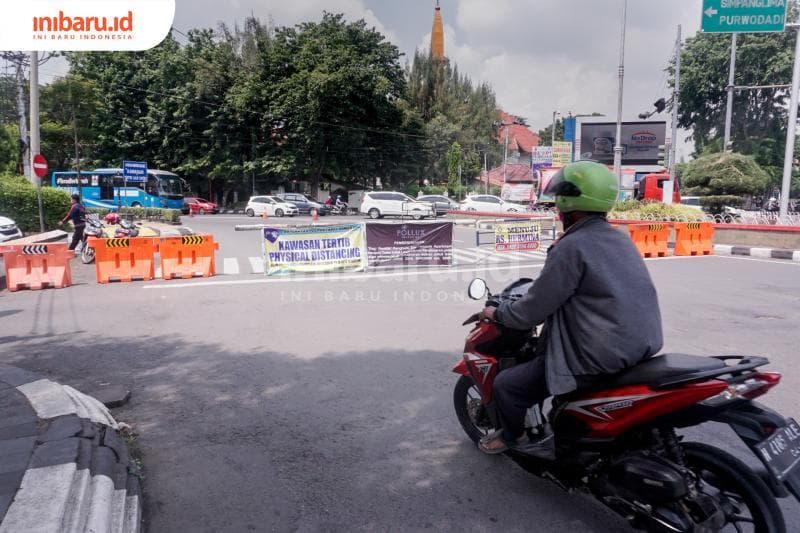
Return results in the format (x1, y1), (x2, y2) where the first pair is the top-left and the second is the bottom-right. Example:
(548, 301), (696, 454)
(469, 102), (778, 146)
(634, 173), (681, 203)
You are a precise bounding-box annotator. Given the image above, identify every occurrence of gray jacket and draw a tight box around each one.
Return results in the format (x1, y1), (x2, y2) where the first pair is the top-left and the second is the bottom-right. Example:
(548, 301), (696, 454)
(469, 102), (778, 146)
(494, 216), (663, 395)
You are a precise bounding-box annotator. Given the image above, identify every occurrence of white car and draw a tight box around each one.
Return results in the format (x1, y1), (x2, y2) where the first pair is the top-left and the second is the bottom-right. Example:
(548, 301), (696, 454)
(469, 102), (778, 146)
(359, 192), (435, 220)
(679, 196), (704, 211)
(460, 195), (525, 213)
(245, 195), (299, 217)
(0, 216), (23, 242)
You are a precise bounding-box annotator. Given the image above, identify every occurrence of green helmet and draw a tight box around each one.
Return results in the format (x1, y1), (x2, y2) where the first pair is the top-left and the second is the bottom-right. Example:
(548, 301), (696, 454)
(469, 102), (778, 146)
(543, 161), (619, 213)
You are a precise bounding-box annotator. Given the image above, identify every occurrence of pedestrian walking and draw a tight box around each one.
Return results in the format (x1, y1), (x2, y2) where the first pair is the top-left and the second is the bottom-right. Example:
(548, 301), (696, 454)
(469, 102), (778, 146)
(59, 193), (86, 252)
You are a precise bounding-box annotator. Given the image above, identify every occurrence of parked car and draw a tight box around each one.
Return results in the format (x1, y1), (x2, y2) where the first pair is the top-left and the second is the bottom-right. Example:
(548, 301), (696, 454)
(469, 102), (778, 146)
(245, 195), (299, 217)
(359, 192), (435, 220)
(679, 196), (704, 211)
(418, 195), (460, 216)
(278, 193), (329, 215)
(183, 197), (218, 215)
(0, 216), (22, 242)
(459, 195), (525, 213)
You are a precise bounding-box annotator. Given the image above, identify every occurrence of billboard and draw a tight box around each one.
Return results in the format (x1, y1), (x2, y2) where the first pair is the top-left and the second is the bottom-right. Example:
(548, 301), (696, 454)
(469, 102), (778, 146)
(577, 121), (666, 165)
(552, 141), (573, 167)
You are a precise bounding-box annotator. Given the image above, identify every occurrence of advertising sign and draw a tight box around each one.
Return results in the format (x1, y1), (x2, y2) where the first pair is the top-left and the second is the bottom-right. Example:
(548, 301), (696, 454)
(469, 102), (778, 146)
(122, 160), (147, 183)
(578, 121), (666, 165)
(537, 167), (560, 203)
(365, 222), (453, 267)
(501, 183), (535, 202)
(262, 224), (366, 275)
(531, 146), (553, 167)
(552, 141), (573, 167)
(495, 221), (541, 252)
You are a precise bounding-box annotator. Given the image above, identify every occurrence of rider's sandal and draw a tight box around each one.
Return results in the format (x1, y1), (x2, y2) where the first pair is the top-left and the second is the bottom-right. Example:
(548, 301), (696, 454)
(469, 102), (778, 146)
(478, 430), (528, 455)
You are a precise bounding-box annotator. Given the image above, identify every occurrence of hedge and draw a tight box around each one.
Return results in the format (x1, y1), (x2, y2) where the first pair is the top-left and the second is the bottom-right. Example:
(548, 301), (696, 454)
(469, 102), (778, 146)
(0, 175), (71, 233)
(699, 195), (743, 215)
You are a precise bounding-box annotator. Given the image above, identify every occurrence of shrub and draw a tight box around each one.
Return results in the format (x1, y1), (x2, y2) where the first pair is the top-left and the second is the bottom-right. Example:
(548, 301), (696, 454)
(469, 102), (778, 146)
(608, 201), (706, 221)
(0, 175), (71, 232)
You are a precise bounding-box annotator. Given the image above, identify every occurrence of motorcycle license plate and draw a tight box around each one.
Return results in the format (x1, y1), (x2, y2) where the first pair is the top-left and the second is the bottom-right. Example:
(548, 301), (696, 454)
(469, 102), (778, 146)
(755, 418), (800, 481)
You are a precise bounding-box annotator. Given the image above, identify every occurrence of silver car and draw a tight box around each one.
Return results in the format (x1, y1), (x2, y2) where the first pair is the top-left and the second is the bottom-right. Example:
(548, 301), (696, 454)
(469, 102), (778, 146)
(0, 216), (22, 242)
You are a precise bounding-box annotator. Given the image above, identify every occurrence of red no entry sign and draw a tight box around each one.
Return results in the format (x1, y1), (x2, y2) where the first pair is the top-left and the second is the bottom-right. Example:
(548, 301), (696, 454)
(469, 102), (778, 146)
(33, 154), (48, 178)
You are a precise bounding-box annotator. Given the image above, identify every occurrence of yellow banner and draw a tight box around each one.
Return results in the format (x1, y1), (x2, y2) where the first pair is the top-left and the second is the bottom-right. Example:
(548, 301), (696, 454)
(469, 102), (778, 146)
(552, 141), (573, 168)
(262, 224), (366, 275)
(494, 221), (541, 252)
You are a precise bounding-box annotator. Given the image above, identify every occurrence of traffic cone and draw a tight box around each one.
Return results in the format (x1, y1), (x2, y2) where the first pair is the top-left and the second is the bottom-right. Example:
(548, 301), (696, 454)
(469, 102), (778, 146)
(188, 207), (193, 218)
(261, 210), (268, 221)
(312, 208), (319, 223)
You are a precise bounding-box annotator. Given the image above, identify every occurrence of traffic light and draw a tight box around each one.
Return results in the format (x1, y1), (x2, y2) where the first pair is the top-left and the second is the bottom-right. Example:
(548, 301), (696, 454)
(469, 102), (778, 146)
(657, 145), (667, 167)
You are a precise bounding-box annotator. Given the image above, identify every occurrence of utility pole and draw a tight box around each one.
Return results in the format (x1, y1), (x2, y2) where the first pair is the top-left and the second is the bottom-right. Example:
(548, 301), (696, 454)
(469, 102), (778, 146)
(458, 159), (463, 201)
(779, 25), (800, 224)
(613, 0), (628, 180)
(669, 25), (681, 181)
(484, 151), (488, 194)
(30, 51), (44, 232)
(502, 125), (509, 184)
(723, 34), (737, 151)
(551, 111), (559, 146)
(70, 82), (82, 199)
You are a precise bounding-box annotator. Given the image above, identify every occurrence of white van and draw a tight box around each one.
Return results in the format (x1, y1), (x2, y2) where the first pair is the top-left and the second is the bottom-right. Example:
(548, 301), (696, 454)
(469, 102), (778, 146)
(359, 192), (435, 220)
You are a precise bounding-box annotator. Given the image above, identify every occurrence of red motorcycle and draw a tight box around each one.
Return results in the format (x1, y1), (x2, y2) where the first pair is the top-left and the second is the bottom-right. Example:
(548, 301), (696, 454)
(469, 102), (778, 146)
(454, 277), (800, 532)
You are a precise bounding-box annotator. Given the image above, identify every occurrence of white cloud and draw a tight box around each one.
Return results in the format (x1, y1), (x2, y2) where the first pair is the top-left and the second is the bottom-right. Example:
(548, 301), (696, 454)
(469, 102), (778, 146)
(175, 0), (398, 45)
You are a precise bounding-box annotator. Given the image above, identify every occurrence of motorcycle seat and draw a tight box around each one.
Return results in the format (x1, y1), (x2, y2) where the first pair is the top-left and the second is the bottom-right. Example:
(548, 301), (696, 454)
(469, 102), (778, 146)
(598, 353), (727, 389)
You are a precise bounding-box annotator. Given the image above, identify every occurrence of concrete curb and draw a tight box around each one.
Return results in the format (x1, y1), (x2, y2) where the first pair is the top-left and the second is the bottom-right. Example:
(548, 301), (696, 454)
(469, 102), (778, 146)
(713, 244), (800, 261)
(0, 364), (141, 533)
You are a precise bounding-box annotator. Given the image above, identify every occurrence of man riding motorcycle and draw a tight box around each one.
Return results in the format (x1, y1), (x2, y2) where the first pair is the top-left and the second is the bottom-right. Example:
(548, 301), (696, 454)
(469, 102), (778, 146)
(478, 161), (663, 453)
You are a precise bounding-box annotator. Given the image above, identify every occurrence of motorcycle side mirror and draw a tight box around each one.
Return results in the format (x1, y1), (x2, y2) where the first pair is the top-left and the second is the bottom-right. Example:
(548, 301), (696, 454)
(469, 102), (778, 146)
(467, 278), (488, 300)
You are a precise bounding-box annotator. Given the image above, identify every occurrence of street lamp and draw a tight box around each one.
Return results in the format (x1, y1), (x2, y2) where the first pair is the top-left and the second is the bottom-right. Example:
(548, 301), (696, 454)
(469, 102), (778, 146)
(613, 0), (628, 180)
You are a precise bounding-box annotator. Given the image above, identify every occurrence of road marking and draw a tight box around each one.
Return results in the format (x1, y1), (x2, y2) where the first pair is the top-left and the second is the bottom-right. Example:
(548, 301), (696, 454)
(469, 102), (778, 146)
(142, 262), (546, 290)
(248, 256), (264, 274)
(712, 254), (800, 266)
(223, 257), (239, 275)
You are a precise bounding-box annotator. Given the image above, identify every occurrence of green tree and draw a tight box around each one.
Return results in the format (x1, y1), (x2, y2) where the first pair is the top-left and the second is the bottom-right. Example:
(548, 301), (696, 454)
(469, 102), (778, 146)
(39, 76), (100, 172)
(0, 124), (17, 174)
(672, 24), (797, 179)
(446, 141), (461, 195)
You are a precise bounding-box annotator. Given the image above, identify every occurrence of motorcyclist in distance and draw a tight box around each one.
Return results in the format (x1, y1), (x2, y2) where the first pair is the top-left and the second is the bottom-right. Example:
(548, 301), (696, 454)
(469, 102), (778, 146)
(477, 161), (664, 454)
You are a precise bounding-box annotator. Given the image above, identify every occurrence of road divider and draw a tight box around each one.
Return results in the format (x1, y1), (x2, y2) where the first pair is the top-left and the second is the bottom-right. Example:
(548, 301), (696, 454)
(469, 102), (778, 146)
(628, 223), (670, 258)
(674, 222), (714, 256)
(0, 242), (72, 291)
(160, 235), (219, 279)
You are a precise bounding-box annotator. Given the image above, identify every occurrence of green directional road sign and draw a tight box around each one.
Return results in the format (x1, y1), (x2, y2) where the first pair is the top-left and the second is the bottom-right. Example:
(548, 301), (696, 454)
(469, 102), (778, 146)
(701, 0), (788, 33)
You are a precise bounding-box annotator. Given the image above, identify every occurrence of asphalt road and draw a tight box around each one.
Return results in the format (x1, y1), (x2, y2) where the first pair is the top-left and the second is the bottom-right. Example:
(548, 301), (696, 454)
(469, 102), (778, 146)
(1, 227), (800, 531)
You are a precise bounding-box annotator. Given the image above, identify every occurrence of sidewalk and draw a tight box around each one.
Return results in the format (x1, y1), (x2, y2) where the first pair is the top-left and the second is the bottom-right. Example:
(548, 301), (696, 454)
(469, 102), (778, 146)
(0, 364), (141, 533)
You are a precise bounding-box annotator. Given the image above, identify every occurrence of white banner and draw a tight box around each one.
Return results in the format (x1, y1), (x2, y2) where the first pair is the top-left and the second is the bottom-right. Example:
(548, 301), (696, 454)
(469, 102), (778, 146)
(1, 0), (175, 51)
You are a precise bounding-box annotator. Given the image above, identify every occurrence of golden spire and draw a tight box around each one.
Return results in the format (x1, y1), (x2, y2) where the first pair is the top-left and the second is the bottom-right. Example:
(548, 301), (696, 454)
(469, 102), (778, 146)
(431, 0), (445, 60)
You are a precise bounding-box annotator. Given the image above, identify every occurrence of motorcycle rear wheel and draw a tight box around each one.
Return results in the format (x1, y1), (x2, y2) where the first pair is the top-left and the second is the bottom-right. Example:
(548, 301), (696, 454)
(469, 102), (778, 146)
(683, 442), (785, 533)
(453, 375), (494, 444)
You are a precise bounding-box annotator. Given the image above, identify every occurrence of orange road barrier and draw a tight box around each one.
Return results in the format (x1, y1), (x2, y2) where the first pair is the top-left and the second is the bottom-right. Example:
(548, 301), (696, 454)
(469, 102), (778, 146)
(1, 243), (72, 291)
(628, 223), (670, 258)
(674, 222), (714, 256)
(91, 237), (158, 283)
(159, 235), (219, 280)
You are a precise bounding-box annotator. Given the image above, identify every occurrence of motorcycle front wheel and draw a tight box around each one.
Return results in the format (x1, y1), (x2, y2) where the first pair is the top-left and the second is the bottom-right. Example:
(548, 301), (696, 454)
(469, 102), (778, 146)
(81, 245), (95, 264)
(453, 375), (494, 444)
(683, 442), (785, 533)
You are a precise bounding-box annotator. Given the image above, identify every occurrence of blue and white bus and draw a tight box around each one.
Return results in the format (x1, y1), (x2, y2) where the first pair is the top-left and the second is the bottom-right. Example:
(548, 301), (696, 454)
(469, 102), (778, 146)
(51, 168), (185, 210)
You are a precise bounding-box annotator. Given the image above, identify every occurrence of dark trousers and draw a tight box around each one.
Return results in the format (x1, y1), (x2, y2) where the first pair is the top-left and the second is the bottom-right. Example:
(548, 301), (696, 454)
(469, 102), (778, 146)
(493, 355), (549, 443)
(69, 225), (85, 250)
